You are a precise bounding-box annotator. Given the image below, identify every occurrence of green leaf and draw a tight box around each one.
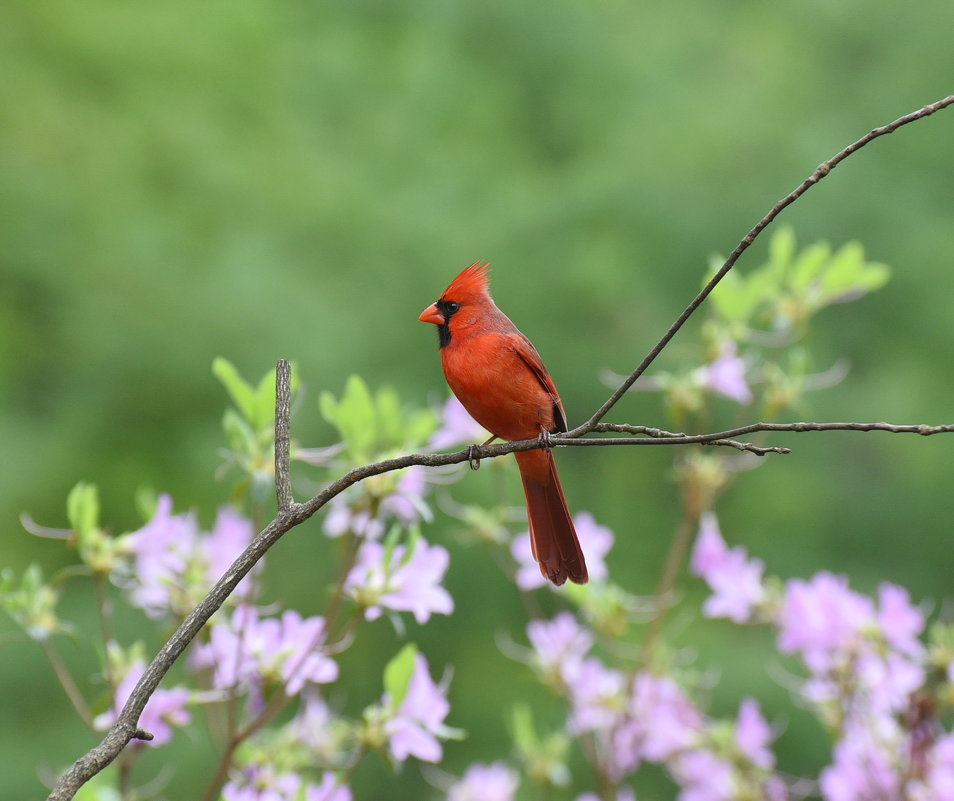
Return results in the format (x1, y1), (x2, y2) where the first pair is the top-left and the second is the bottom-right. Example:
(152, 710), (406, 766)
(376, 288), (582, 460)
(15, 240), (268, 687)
(319, 389), (339, 428)
(134, 486), (158, 523)
(768, 224), (796, 274)
(405, 407), (439, 449)
(376, 385), (402, 446)
(819, 241), (890, 301)
(66, 482), (100, 541)
(222, 408), (257, 457)
(252, 368), (283, 432)
(511, 703), (539, 755)
(213, 357), (257, 424)
(323, 376), (378, 461)
(383, 643), (419, 709)
(705, 257), (747, 323)
(789, 241), (832, 292)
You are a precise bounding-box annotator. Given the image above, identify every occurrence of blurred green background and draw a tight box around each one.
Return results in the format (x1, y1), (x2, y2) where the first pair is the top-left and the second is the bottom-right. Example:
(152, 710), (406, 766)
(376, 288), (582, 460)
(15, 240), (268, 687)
(3, 0), (953, 798)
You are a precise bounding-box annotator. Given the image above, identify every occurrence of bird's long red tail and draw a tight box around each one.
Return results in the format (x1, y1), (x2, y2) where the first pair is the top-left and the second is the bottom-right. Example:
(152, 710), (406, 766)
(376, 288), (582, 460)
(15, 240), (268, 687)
(515, 449), (588, 586)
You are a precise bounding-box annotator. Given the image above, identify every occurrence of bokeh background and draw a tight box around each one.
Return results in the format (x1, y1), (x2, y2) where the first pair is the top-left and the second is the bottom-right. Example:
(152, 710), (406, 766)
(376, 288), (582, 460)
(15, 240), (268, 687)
(3, 0), (953, 798)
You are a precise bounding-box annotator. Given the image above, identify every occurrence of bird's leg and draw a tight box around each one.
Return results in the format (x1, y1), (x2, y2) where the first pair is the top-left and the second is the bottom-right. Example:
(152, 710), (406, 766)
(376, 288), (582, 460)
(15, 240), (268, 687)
(537, 427), (553, 451)
(468, 435), (498, 471)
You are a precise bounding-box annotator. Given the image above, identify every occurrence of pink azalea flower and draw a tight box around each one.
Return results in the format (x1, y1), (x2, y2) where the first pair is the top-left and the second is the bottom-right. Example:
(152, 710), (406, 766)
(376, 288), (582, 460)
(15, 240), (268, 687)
(385, 653), (451, 763)
(124, 494), (196, 617)
(690, 513), (765, 623)
(191, 606), (337, 695)
(305, 773), (352, 801)
(696, 341), (752, 404)
(855, 651), (925, 715)
(526, 612), (595, 682)
(93, 660), (190, 746)
(876, 583), (925, 657)
(222, 765), (302, 801)
(819, 731), (901, 801)
(911, 733), (954, 800)
(203, 505), (258, 598)
(448, 762), (519, 801)
(778, 572), (874, 672)
(428, 396), (489, 451)
(344, 539), (453, 624)
(576, 790), (636, 801)
(735, 698), (775, 769)
(567, 657), (627, 734)
(323, 467), (433, 540)
(623, 672), (705, 763)
(125, 495), (258, 617)
(673, 749), (735, 801)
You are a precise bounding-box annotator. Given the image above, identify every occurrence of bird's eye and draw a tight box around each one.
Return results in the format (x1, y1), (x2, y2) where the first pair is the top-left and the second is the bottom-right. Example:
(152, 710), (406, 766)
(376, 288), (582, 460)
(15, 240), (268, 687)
(445, 301), (460, 314)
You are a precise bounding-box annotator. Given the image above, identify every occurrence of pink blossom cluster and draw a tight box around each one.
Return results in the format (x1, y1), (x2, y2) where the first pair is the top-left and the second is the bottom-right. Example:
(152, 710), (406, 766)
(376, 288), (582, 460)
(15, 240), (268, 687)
(691, 513), (954, 801)
(123, 494), (259, 618)
(526, 612), (786, 801)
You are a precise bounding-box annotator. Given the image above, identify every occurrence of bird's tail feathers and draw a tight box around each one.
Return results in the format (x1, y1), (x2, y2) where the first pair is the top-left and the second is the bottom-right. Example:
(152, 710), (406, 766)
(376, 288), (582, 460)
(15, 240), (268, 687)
(515, 449), (588, 586)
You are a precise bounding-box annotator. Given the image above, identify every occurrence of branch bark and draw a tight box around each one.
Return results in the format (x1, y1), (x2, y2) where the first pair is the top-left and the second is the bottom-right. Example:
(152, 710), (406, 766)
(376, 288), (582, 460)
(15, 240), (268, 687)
(46, 94), (954, 801)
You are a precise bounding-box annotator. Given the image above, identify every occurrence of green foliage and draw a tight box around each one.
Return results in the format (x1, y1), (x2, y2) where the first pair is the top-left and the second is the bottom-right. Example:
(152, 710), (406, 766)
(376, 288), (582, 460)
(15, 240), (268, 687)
(383, 642), (419, 710)
(511, 704), (571, 788)
(66, 482), (100, 546)
(214, 357), (292, 435)
(656, 227), (892, 426)
(321, 375), (438, 464)
(0, 564), (67, 641)
(707, 226), (891, 334)
(65, 482), (125, 575)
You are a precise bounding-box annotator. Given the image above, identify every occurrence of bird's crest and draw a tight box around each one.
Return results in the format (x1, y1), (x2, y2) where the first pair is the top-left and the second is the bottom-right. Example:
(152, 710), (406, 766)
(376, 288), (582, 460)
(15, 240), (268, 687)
(442, 260), (491, 302)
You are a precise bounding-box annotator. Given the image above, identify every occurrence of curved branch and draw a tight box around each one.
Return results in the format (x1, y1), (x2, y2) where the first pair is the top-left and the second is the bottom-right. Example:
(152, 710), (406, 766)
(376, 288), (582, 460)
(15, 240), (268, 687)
(570, 93), (954, 436)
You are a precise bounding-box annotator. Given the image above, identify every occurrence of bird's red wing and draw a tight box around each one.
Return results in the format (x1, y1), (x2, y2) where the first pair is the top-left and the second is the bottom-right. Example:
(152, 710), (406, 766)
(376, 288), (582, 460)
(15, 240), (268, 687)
(505, 333), (568, 433)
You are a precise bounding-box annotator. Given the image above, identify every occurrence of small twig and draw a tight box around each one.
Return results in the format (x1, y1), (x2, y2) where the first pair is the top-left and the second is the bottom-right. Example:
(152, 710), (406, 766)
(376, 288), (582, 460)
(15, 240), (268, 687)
(40, 639), (94, 729)
(571, 94), (954, 436)
(595, 420), (954, 440)
(568, 427), (791, 456)
(274, 358), (293, 513)
(643, 511), (698, 666)
(584, 420), (954, 454)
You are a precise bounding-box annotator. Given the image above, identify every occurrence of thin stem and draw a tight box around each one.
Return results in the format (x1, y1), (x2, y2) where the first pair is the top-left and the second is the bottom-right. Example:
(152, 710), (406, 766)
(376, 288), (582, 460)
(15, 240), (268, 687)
(200, 738), (239, 801)
(93, 573), (115, 687)
(40, 639), (94, 728)
(642, 510), (698, 666)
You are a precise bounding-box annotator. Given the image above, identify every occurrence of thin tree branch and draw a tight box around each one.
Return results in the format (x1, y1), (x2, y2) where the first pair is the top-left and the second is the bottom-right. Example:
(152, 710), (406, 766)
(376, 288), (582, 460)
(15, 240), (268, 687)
(570, 93), (954, 437)
(274, 358), (293, 513)
(46, 94), (954, 800)
(40, 639), (94, 729)
(593, 421), (954, 441)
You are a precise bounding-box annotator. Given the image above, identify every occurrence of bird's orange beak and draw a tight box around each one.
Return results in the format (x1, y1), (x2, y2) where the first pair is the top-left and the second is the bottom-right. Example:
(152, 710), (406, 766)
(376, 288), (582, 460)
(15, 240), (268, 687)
(418, 303), (445, 325)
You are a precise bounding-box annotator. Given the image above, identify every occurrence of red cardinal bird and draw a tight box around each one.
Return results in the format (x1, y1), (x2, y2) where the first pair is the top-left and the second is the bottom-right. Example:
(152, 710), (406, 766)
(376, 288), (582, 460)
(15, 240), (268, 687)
(418, 261), (587, 585)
